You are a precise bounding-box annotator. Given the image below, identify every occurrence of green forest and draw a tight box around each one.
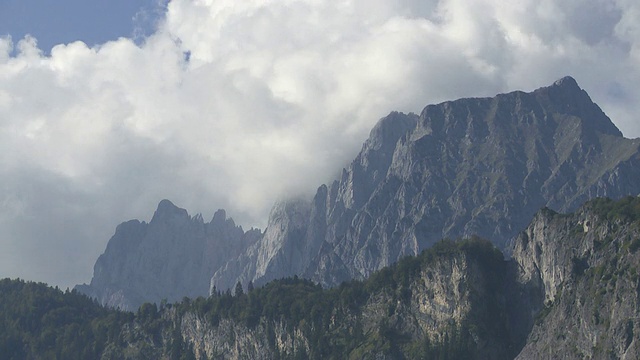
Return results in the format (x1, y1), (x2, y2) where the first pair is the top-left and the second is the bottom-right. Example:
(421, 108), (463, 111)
(0, 238), (505, 359)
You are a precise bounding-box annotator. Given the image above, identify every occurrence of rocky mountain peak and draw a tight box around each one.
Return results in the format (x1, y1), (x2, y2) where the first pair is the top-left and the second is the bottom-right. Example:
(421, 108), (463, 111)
(151, 199), (189, 223)
(535, 75), (622, 137)
(81, 76), (640, 309)
(77, 200), (260, 310)
(211, 209), (227, 225)
(365, 111), (418, 152)
(205, 76), (640, 292)
(552, 75), (579, 89)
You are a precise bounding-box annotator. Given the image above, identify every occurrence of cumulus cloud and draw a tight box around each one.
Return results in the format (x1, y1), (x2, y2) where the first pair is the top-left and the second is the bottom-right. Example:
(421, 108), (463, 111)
(1, 0), (639, 289)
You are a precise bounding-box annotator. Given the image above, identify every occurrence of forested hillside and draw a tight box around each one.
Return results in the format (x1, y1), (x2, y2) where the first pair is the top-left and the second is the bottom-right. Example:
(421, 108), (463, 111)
(4, 196), (640, 359)
(0, 279), (129, 359)
(2, 239), (511, 359)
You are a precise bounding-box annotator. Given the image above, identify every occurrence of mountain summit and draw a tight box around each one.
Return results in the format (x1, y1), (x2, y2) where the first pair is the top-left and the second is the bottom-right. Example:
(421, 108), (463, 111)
(79, 77), (640, 309)
(211, 76), (640, 291)
(76, 200), (261, 310)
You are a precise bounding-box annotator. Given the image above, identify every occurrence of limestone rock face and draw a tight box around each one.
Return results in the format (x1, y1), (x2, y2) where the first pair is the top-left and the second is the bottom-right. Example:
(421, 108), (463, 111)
(53, 198), (640, 359)
(212, 76), (640, 290)
(187, 198), (640, 360)
(180, 315), (310, 360)
(76, 200), (260, 311)
(511, 197), (640, 359)
(81, 76), (640, 308)
(105, 238), (521, 359)
(210, 199), (315, 292)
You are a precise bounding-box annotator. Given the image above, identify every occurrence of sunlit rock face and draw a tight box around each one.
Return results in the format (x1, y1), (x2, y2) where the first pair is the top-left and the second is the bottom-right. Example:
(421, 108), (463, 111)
(80, 76), (640, 310)
(510, 197), (640, 359)
(213, 76), (640, 290)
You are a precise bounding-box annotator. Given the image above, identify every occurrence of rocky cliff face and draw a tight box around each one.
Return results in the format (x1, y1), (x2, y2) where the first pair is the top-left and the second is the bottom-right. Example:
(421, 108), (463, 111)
(10, 198), (640, 359)
(212, 76), (640, 290)
(210, 199), (316, 292)
(102, 238), (516, 360)
(179, 315), (309, 360)
(511, 196), (640, 359)
(80, 76), (640, 309)
(199, 243), (513, 359)
(76, 200), (261, 311)
(109, 197), (640, 360)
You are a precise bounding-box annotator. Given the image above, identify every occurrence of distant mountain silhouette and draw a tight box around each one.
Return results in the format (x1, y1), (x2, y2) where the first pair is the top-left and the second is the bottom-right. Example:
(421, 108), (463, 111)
(78, 77), (640, 310)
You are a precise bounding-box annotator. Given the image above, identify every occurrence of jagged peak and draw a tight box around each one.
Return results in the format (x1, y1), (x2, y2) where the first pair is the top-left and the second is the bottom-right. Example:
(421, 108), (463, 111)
(211, 209), (227, 224)
(415, 76), (622, 138)
(193, 213), (204, 223)
(358, 112), (419, 157)
(552, 75), (579, 89)
(151, 199), (189, 222)
(268, 198), (310, 217)
(532, 75), (583, 95)
(157, 199), (178, 211)
(540, 76), (623, 137)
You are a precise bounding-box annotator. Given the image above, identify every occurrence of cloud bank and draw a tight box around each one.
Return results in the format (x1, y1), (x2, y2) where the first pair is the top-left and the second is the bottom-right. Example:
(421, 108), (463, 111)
(1, 0), (639, 289)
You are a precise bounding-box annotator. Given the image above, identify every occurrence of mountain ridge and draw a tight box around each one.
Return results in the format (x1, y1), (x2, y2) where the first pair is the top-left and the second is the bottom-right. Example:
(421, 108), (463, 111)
(9, 196), (640, 359)
(78, 76), (640, 310)
(76, 199), (261, 310)
(211, 75), (640, 292)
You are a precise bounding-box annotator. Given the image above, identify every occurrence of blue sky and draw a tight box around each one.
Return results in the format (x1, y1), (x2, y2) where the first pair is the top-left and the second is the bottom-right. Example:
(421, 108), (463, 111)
(1, 0), (640, 290)
(0, 0), (163, 52)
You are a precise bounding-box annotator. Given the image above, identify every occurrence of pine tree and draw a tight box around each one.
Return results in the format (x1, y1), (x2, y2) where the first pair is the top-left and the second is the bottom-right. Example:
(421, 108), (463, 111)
(234, 281), (244, 297)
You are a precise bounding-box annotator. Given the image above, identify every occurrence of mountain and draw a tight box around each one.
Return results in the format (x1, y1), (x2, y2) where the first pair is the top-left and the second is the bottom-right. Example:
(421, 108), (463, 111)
(75, 200), (261, 310)
(7, 196), (640, 359)
(511, 196), (640, 359)
(5, 241), (513, 359)
(79, 76), (640, 308)
(211, 76), (640, 291)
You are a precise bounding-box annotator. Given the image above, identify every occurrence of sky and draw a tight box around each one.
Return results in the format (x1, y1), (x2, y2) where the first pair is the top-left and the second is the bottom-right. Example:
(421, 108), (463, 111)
(1, 0), (639, 290)
(0, 0), (163, 52)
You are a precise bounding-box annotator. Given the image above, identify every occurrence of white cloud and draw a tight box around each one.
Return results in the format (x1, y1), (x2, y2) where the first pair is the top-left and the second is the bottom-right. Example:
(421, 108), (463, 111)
(1, 0), (639, 289)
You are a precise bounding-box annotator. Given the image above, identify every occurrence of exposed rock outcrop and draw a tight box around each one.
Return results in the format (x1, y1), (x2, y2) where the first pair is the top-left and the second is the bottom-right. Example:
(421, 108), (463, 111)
(9, 198), (640, 359)
(112, 239), (517, 359)
(133, 197), (640, 360)
(76, 200), (261, 310)
(213, 76), (640, 290)
(80, 77), (640, 310)
(511, 196), (640, 359)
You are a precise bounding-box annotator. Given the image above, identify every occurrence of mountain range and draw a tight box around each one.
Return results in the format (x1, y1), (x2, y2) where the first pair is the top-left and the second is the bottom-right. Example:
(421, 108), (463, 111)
(77, 76), (640, 311)
(4, 196), (640, 359)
